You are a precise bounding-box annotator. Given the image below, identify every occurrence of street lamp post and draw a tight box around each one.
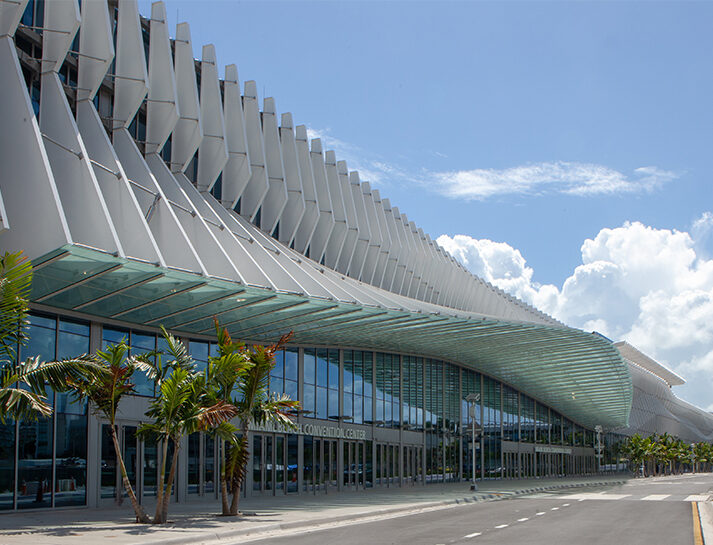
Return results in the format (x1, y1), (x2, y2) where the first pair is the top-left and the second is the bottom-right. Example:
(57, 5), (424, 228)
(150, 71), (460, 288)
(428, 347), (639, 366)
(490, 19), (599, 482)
(595, 425), (603, 473)
(466, 393), (481, 491)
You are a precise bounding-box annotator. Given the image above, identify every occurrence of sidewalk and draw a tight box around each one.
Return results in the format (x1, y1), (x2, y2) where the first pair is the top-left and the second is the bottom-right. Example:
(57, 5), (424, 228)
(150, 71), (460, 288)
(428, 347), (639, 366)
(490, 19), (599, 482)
(0, 475), (630, 545)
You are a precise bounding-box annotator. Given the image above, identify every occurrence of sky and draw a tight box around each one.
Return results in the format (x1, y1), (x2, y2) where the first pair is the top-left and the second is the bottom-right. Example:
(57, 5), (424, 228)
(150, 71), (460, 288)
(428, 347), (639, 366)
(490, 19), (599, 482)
(138, 0), (713, 410)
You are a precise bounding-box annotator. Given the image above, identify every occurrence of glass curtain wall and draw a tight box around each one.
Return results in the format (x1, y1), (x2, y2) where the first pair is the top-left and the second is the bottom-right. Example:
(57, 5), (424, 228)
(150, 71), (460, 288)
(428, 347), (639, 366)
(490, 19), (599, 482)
(375, 353), (400, 428)
(10, 315), (90, 510)
(482, 376), (501, 478)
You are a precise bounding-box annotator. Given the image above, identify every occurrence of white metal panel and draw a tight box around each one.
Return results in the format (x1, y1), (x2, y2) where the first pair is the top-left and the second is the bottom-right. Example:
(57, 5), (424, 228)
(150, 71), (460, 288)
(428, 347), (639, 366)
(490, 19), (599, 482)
(323, 151), (348, 271)
(413, 226), (431, 301)
(0, 36), (70, 258)
(393, 209), (414, 295)
(77, 101), (163, 265)
(42, 0), (79, 74)
(113, 0), (148, 129)
(307, 138), (335, 264)
(260, 97), (288, 235)
(147, 155), (239, 278)
(371, 189), (391, 289)
(197, 44), (228, 191)
(40, 72), (123, 256)
(240, 80), (269, 222)
(0, 0), (28, 37)
(380, 197), (401, 292)
(146, 1), (178, 155)
(292, 125), (319, 254)
(335, 161), (358, 274)
(360, 182), (382, 284)
(208, 200), (337, 297)
(0, 188), (7, 232)
(171, 22), (201, 173)
(113, 128), (204, 273)
(277, 113), (306, 246)
(77, 0), (113, 102)
(221, 64), (251, 207)
(347, 172), (370, 281)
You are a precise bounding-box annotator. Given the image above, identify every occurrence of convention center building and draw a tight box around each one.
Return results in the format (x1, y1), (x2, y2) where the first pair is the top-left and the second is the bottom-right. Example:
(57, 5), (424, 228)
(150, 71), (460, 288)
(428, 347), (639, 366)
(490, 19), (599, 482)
(1, 0), (712, 511)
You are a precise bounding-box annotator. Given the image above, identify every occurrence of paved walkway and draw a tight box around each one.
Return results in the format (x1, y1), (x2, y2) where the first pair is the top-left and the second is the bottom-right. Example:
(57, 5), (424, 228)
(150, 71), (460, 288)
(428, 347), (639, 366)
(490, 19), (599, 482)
(0, 475), (630, 545)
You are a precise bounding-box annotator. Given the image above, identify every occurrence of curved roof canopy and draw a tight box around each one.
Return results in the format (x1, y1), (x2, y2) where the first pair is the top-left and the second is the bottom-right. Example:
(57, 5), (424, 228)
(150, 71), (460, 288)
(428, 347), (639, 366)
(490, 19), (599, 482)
(30, 244), (632, 430)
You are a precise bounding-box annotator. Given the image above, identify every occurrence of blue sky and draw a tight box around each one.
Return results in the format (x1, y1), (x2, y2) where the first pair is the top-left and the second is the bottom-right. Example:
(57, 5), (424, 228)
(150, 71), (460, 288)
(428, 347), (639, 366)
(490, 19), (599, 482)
(139, 1), (713, 409)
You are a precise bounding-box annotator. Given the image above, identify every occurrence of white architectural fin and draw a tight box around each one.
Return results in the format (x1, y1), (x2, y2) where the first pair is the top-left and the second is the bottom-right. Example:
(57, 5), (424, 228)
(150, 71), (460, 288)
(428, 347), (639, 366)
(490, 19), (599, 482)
(221, 64), (251, 207)
(77, 0), (114, 102)
(146, 1), (179, 155)
(171, 22), (201, 173)
(113, 0), (148, 128)
(42, 0), (80, 74)
(197, 44), (228, 191)
(0, 0), (28, 37)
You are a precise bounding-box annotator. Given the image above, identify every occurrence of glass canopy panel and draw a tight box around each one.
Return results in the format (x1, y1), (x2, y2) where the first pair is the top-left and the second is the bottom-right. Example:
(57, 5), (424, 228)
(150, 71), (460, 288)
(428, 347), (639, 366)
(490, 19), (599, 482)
(79, 274), (204, 318)
(160, 292), (276, 331)
(119, 282), (243, 324)
(38, 262), (162, 310)
(31, 252), (119, 300)
(190, 295), (311, 335)
(231, 301), (339, 339)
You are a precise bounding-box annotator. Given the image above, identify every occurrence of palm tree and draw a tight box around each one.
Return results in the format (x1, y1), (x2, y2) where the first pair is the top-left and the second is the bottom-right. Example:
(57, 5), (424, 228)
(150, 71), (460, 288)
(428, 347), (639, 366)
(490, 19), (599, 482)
(67, 341), (153, 523)
(203, 320), (250, 515)
(138, 328), (237, 524)
(223, 329), (299, 516)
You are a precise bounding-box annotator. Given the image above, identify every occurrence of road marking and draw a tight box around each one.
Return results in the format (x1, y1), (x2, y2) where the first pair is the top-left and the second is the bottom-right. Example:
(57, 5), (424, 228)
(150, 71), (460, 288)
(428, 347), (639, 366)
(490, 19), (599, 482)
(642, 494), (670, 501)
(686, 495), (709, 502)
(494, 524), (509, 529)
(693, 502), (704, 545)
(464, 532), (482, 539)
(562, 503), (570, 507)
(536, 512), (546, 516)
(517, 517), (529, 522)
(551, 507), (559, 510)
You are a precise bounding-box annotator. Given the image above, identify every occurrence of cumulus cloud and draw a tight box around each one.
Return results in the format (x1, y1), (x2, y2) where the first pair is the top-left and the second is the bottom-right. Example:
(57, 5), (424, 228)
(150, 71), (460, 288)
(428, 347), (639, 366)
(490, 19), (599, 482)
(433, 162), (677, 200)
(438, 218), (713, 409)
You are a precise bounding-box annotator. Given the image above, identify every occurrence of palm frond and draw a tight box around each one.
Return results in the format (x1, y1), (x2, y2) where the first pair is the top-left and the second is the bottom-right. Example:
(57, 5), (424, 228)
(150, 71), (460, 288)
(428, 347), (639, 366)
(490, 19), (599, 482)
(197, 400), (238, 430)
(0, 251), (32, 364)
(0, 386), (51, 422)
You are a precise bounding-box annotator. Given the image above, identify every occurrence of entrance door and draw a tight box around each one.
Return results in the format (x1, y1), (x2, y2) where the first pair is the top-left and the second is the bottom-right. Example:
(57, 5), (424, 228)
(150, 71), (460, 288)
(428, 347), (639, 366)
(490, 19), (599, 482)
(100, 423), (140, 504)
(311, 438), (337, 493)
(343, 441), (364, 490)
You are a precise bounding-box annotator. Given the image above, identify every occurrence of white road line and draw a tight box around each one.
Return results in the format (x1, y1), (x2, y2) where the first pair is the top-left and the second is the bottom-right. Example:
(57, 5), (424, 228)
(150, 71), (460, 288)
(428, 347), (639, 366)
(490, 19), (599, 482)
(641, 494), (670, 501)
(686, 495), (709, 502)
(517, 517), (529, 522)
(562, 503), (570, 507)
(464, 532), (482, 538)
(494, 524), (509, 529)
(536, 512), (546, 516)
(551, 507), (559, 510)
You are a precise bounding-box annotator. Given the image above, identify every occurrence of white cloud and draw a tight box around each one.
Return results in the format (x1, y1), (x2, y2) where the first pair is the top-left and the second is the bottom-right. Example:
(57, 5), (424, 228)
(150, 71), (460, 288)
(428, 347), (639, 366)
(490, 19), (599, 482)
(433, 162), (677, 200)
(303, 129), (676, 201)
(438, 217), (713, 410)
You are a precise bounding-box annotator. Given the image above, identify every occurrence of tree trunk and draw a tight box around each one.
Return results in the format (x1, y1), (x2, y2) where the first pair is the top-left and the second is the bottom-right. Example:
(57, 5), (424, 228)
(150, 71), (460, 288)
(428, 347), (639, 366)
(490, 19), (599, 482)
(110, 425), (151, 523)
(154, 437), (169, 523)
(158, 440), (181, 523)
(220, 439), (230, 516)
(229, 423), (249, 516)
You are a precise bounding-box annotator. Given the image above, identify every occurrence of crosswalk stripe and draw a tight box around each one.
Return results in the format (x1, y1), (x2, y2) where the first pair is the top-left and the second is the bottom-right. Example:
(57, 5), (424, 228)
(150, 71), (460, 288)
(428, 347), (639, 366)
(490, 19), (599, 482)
(641, 494), (670, 501)
(686, 495), (709, 502)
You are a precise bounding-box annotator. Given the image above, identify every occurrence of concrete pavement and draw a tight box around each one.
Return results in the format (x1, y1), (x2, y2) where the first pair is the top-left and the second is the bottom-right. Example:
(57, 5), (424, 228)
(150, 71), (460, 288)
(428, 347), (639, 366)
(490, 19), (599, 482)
(0, 475), (632, 545)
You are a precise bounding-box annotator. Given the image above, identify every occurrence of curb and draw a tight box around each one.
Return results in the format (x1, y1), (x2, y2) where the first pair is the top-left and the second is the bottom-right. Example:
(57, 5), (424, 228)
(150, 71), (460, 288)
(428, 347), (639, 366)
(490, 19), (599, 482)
(152, 479), (628, 545)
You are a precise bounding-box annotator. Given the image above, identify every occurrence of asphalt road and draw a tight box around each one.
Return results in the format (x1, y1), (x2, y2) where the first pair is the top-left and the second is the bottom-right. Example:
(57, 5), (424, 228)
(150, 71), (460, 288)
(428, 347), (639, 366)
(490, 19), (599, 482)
(241, 473), (713, 545)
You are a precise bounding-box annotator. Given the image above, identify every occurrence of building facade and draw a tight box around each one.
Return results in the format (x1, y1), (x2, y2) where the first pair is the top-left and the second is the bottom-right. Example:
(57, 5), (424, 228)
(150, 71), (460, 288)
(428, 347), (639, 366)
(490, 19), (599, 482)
(0, 0), (708, 513)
